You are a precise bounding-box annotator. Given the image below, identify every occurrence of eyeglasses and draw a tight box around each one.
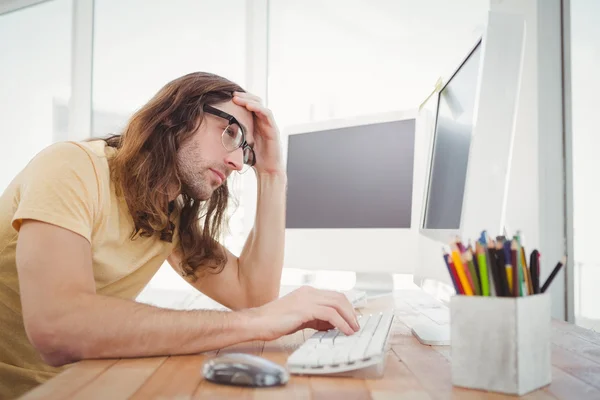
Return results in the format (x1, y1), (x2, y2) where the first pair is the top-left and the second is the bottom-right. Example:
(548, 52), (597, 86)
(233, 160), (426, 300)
(203, 104), (256, 173)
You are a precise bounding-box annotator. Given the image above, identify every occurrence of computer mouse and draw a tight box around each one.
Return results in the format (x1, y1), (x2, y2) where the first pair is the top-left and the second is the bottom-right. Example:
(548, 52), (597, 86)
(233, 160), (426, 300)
(202, 353), (289, 387)
(411, 322), (451, 346)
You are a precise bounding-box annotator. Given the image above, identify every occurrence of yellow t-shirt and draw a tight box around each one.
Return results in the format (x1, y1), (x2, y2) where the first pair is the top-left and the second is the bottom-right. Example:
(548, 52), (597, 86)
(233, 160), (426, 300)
(0, 140), (179, 399)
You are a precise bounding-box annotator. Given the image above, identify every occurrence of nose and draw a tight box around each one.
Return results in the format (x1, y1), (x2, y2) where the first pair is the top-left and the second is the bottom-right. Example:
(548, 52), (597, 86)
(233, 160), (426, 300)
(225, 146), (244, 171)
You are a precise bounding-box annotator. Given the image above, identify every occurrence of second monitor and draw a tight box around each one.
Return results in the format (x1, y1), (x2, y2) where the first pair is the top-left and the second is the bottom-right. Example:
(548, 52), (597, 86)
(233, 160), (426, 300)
(416, 10), (527, 292)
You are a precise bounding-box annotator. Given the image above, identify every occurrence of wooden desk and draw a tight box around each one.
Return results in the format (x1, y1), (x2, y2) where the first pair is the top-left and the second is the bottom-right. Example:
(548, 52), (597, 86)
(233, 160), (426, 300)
(20, 290), (600, 399)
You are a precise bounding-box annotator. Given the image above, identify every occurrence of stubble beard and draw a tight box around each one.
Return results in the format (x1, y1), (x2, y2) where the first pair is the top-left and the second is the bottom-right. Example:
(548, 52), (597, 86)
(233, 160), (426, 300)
(176, 154), (214, 201)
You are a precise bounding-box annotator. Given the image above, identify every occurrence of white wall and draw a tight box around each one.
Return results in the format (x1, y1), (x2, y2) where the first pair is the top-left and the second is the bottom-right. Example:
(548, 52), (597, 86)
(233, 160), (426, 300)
(268, 0), (488, 128)
(537, 0), (567, 320)
(490, 0), (566, 319)
(493, 0), (540, 255)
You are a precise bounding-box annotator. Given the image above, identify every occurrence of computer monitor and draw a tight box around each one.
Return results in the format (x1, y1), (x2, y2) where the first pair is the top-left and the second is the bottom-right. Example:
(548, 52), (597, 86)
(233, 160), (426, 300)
(415, 11), (526, 291)
(282, 109), (427, 275)
(421, 39), (483, 240)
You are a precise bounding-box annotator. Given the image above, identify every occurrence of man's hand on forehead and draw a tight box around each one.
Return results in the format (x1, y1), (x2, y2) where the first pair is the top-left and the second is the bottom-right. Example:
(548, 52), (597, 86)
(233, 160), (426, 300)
(232, 92), (283, 174)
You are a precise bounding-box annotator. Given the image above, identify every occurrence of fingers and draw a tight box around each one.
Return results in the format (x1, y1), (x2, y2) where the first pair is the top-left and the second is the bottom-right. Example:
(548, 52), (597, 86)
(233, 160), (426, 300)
(301, 287), (359, 333)
(232, 95), (274, 124)
(233, 91), (262, 104)
(314, 306), (355, 336)
(288, 286), (360, 336)
(319, 290), (360, 332)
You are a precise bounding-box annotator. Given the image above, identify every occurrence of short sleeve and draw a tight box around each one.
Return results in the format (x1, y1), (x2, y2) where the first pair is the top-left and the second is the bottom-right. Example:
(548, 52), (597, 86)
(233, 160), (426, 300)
(11, 142), (100, 243)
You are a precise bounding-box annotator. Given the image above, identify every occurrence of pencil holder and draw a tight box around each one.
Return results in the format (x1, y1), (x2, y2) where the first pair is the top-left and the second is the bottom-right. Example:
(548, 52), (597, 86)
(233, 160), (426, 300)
(450, 293), (551, 395)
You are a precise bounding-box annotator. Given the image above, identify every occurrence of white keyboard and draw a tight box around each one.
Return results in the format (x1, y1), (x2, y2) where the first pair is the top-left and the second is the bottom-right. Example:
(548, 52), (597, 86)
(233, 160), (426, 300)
(341, 289), (367, 308)
(287, 311), (394, 377)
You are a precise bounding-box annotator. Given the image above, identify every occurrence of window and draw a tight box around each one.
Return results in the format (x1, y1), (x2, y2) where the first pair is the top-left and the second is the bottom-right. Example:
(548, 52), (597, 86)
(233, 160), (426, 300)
(92, 0), (248, 295)
(569, 0), (600, 331)
(92, 0), (247, 136)
(0, 0), (72, 192)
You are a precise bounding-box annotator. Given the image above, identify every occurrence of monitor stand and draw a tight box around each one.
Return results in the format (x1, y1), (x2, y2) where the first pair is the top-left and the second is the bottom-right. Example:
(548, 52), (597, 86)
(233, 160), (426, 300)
(354, 272), (394, 296)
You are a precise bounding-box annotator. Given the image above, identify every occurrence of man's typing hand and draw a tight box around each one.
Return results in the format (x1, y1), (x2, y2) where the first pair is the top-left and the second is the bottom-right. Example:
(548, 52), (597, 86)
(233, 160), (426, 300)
(247, 286), (361, 341)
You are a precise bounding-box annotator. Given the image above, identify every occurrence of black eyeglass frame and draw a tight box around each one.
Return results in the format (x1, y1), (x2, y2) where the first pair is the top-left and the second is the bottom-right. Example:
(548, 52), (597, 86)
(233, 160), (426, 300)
(203, 104), (256, 167)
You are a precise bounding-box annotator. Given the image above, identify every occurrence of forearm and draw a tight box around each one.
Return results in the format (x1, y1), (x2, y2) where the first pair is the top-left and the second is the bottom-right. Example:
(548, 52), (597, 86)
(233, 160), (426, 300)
(238, 171), (287, 306)
(42, 293), (256, 365)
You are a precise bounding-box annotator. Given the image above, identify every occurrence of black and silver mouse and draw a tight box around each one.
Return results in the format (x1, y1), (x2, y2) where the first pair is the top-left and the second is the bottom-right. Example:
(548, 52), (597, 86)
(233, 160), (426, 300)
(202, 353), (289, 387)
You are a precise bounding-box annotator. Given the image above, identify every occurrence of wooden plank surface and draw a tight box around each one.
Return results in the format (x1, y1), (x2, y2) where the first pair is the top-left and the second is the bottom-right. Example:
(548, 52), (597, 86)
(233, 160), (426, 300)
(19, 359), (118, 400)
(129, 353), (211, 399)
(550, 344), (600, 391)
(546, 366), (600, 400)
(18, 290), (600, 400)
(68, 356), (167, 400)
(365, 352), (432, 400)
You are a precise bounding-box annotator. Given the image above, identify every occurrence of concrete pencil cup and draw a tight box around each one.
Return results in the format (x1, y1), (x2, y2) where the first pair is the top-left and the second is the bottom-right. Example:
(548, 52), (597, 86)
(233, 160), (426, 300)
(450, 293), (552, 396)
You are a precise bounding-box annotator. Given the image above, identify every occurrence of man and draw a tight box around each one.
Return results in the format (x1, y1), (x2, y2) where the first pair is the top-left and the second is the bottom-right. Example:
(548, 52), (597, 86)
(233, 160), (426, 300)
(0, 72), (359, 398)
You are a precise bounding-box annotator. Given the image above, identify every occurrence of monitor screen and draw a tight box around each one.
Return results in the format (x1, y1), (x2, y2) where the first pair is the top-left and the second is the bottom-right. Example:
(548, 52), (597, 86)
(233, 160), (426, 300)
(423, 41), (482, 230)
(286, 119), (416, 229)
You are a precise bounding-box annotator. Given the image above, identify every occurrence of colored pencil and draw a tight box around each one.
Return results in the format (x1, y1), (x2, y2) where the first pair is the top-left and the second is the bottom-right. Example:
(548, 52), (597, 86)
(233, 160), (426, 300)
(450, 244), (473, 296)
(487, 245), (502, 296)
(511, 240), (521, 297)
(476, 242), (490, 296)
(530, 250), (540, 294)
(465, 250), (481, 295)
(496, 241), (511, 295)
(541, 256), (567, 293)
(521, 246), (533, 295)
(443, 250), (462, 294)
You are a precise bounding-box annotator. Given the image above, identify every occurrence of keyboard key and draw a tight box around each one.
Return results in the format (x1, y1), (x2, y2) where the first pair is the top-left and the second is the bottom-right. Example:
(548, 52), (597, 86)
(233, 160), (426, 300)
(314, 342), (334, 351)
(288, 348), (320, 367)
(333, 335), (353, 345)
(359, 314), (380, 336)
(365, 313), (394, 357)
(317, 352), (335, 366)
(331, 347), (352, 364)
(320, 329), (339, 344)
(357, 315), (370, 331)
(348, 336), (371, 361)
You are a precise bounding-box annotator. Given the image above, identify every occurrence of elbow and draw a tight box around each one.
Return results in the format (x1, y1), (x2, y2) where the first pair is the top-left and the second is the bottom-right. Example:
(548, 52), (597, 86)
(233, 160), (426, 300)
(264, 290), (280, 305)
(246, 288), (279, 308)
(25, 319), (81, 367)
(262, 284), (281, 305)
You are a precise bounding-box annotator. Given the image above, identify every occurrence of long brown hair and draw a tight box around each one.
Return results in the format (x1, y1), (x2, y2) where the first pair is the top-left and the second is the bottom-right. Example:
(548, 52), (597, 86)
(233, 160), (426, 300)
(104, 72), (244, 279)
